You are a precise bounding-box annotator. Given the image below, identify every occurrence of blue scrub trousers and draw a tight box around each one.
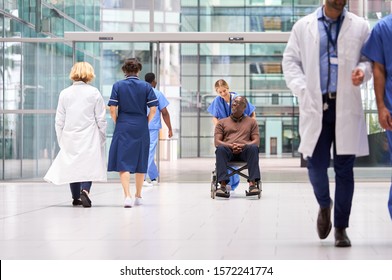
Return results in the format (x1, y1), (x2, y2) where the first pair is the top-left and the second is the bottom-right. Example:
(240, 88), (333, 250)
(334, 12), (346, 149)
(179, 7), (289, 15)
(228, 168), (240, 190)
(145, 129), (159, 180)
(306, 100), (355, 228)
(384, 130), (392, 219)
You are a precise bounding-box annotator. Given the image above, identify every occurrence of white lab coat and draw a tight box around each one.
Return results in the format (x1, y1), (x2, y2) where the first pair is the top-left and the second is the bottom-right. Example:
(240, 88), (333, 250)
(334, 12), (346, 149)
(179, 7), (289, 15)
(44, 81), (107, 185)
(282, 8), (371, 158)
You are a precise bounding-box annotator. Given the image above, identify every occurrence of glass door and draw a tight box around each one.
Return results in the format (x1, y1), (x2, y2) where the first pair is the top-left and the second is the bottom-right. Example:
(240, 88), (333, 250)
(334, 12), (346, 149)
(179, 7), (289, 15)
(73, 39), (299, 165)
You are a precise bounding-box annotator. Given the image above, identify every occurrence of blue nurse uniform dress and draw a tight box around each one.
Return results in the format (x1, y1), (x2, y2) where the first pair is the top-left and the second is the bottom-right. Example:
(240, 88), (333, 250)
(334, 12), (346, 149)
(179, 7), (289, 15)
(208, 92), (256, 190)
(108, 76), (158, 173)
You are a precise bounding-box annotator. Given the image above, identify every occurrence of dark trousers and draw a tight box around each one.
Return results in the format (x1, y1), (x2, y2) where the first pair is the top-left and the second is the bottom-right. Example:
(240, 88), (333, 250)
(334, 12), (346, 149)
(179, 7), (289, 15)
(70, 181), (92, 200)
(307, 100), (355, 228)
(215, 145), (261, 184)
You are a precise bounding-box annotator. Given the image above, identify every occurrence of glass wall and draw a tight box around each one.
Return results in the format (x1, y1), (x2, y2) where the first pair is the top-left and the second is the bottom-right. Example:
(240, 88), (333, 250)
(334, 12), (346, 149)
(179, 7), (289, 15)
(1, 0), (392, 179)
(179, 1), (317, 157)
(0, 1), (101, 180)
(180, 41), (298, 157)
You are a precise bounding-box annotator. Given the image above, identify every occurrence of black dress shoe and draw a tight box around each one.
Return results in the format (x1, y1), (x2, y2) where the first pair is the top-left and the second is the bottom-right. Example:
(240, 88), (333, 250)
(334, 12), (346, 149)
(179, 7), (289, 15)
(80, 190), (92, 208)
(317, 200), (332, 239)
(72, 199), (83, 206)
(335, 228), (351, 247)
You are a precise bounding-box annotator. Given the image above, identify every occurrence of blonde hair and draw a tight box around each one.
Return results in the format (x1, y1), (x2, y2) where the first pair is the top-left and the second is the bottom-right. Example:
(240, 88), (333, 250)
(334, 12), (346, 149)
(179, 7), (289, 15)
(214, 79), (229, 91)
(69, 62), (95, 83)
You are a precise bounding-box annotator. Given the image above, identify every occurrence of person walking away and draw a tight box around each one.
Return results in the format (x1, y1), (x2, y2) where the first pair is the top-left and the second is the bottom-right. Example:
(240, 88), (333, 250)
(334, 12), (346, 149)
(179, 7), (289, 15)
(143, 72), (173, 187)
(44, 61), (107, 208)
(107, 58), (158, 208)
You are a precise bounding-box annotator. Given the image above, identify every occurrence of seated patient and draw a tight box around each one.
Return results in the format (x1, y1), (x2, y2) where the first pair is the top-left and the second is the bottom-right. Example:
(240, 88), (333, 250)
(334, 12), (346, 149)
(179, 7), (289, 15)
(214, 96), (261, 196)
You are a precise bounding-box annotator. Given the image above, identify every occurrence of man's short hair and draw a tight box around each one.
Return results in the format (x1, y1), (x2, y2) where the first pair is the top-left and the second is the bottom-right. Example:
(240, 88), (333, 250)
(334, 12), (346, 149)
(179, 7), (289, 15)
(145, 72), (155, 84)
(235, 96), (248, 108)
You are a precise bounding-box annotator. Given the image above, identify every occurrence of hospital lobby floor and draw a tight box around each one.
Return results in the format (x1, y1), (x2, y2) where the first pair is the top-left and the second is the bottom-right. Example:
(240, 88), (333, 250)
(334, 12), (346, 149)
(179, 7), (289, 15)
(0, 157), (391, 260)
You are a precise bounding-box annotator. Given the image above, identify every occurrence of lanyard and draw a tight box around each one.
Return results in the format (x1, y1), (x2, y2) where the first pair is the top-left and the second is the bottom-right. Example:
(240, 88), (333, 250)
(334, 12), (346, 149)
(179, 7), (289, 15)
(321, 14), (343, 53)
(320, 10), (343, 93)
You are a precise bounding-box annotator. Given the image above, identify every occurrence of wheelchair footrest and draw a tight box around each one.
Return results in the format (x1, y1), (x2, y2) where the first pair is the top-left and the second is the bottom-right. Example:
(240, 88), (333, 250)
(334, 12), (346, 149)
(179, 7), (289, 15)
(245, 190), (260, 196)
(215, 191), (230, 198)
(245, 185), (261, 197)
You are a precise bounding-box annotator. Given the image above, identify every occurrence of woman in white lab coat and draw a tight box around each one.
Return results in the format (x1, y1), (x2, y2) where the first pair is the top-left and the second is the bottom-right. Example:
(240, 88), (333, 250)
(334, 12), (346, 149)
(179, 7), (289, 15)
(44, 62), (107, 207)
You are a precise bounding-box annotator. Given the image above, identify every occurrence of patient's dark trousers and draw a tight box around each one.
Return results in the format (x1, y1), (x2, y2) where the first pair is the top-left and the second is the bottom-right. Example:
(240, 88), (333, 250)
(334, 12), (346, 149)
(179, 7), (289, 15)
(215, 145), (261, 184)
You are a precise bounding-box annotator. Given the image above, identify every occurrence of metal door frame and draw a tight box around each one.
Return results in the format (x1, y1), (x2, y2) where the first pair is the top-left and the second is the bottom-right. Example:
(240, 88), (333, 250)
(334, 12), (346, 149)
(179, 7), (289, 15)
(0, 32), (290, 178)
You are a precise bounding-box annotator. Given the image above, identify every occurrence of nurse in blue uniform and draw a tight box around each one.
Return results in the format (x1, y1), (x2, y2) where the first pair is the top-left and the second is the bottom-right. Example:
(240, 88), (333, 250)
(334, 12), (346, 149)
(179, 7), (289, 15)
(207, 79), (256, 191)
(108, 58), (158, 208)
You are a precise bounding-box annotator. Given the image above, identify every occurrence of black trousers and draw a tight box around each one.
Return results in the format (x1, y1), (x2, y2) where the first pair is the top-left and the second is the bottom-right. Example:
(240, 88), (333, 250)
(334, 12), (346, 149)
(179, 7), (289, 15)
(70, 181), (92, 200)
(215, 145), (261, 184)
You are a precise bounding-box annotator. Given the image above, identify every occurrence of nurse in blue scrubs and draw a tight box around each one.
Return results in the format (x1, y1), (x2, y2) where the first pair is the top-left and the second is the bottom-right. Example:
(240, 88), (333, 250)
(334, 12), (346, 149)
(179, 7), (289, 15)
(207, 79), (256, 191)
(108, 58), (158, 208)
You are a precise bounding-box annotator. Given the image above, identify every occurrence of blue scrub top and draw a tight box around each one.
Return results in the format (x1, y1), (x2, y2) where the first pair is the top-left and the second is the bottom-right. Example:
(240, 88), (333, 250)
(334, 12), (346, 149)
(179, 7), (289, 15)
(362, 14), (392, 112)
(207, 92), (256, 119)
(108, 76), (158, 115)
(147, 88), (170, 130)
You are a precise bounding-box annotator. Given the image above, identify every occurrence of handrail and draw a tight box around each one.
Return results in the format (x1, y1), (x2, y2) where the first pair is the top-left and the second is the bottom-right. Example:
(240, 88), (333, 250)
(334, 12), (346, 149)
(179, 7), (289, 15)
(0, 37), (64, 42)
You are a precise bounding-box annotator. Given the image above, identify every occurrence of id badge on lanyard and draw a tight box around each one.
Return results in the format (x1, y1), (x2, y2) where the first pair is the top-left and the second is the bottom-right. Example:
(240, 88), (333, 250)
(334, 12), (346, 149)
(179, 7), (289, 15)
(330, 55), (338, 66)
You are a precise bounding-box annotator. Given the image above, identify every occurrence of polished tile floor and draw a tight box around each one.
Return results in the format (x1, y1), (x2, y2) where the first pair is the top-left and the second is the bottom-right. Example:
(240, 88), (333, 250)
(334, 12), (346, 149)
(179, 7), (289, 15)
(1, 158), (391, 260)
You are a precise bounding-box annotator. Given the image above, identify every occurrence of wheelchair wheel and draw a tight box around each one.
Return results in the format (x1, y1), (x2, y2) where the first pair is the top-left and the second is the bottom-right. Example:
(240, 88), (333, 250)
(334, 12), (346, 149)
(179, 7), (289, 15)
(211, 171), (217, 199)
(257, 181), (262, 199)
(211, 183), (216, 199)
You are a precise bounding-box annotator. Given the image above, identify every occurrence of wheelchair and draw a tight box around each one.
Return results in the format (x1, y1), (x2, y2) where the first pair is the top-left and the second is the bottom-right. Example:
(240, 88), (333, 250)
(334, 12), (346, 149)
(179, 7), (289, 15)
(211, 161), (262, 199)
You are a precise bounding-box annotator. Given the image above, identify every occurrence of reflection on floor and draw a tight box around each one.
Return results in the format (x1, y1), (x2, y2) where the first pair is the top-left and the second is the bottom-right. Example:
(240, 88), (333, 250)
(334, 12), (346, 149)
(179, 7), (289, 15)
(0, 158), (391, 260)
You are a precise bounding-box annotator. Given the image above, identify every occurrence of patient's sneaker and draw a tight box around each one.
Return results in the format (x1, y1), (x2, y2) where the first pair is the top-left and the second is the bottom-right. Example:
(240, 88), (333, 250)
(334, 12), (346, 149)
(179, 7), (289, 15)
(143, 180), (153, 187)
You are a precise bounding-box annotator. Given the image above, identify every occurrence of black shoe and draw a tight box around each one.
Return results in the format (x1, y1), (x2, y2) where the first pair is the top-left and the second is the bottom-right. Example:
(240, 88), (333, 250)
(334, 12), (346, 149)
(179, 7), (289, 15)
(72, 199), (83, 206)
(80, 190), (92, 208)
(317, 200), (332, 239)
(335, 228), (351, 247)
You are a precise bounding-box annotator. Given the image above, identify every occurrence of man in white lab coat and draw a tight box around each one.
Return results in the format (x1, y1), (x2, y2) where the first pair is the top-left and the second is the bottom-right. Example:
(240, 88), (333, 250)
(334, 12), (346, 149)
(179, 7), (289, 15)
(282, 0), (371, 247)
